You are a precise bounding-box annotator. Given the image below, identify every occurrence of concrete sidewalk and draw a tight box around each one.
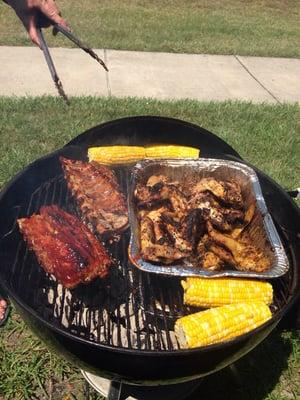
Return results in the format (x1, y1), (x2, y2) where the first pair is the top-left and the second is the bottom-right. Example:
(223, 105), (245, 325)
(0, 46), (299, 103)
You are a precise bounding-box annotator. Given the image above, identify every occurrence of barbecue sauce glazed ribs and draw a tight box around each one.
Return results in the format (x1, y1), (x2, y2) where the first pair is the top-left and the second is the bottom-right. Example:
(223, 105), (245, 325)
(60, 157), (128, 236)
(18, 205), (111, 289)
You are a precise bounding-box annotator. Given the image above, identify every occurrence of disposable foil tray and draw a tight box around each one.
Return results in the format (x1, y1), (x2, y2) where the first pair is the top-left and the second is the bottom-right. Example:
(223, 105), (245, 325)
(128, 159), (289, 279)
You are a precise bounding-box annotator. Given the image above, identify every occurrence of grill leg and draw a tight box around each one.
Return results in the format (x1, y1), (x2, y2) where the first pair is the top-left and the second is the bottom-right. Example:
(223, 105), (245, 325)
(107, 381), (124, 400)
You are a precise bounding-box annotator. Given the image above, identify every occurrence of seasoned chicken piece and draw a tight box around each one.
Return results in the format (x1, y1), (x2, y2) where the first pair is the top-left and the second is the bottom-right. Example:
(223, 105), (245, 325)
(145, 207), (192, 251)
(142, 244), (189, 264)
(140, 217), (155, 250)
(160, 212), (182, 228)
(182, 208), (207, 248)
(231, 203), (255, 238)
(202, 251), (223, 270)
(163, 220), (193, 252)
(136, 175), (188, 213)
(189, 192), (244, 232)
(140, 211), (191, 258)
(166, 184), (188, 213)
(135, 175), (173, 201)
(191, 178), (243, 209)
(195, 235), (223, 270)
(135, 182), (163, 204)
(207, 222), (270, 272)
(146, 207), (171, 244)
(207, 243), (236, 266)
(146, 175), (169, 186)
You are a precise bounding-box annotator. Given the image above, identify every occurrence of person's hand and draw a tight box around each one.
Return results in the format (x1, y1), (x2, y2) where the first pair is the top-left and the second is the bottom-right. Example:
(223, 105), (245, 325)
(0, 299), (7, 323)
(5, 0), (68, 47)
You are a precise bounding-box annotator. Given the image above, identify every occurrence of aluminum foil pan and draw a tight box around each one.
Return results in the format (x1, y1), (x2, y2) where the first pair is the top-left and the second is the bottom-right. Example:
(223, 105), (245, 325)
(128, 158), (289, 279)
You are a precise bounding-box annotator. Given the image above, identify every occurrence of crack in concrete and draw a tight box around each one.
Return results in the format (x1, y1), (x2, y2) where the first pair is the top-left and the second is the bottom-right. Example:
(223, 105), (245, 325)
(235, 55), (281, 104)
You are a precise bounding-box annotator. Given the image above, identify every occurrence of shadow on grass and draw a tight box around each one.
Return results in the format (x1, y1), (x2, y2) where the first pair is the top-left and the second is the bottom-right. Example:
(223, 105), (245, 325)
(188, 328), (294, 400)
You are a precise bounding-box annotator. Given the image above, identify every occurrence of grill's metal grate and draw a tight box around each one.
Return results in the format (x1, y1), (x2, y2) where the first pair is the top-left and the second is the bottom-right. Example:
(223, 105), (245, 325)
(1, 169), (295, 351)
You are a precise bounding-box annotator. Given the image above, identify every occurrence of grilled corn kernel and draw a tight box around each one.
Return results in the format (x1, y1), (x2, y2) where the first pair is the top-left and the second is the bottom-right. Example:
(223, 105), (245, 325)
(175, 301), (272, 348)
(182, 277), (273, 308)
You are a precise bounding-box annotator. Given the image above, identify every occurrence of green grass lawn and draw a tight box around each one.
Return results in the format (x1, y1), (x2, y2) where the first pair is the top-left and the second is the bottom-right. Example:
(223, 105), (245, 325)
(0, 97), (299, 400)
(1, 0), (299, 58)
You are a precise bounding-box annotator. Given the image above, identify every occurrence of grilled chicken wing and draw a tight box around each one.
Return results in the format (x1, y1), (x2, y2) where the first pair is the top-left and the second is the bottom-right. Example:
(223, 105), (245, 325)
(142, 244), (189, 263)
(135, 176), (188, 213)
(18, 205), (111, 288)
(202, 251), (223, 270)
(140, 216), (187, 262)
(182, 208), (207, 249)
(140, 217), (155, 249)
(135, 175), (171, 203)
(163, 220), (193, 252)
(196, 236), (224, 270)
(231, 203), (255, 238)
(146, 175), (169, 186)
(146, 207), (171, 244)
(207, 243), (235, 266)
(207, 222), (270, 272)
(191, 177), (243, 209)
(141, 207), (192, 258)
(189, 191), (244, 232)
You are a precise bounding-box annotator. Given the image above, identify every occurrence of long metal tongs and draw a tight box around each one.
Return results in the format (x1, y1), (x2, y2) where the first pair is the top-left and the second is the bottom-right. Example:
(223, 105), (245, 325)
(37, 24), (108, 104)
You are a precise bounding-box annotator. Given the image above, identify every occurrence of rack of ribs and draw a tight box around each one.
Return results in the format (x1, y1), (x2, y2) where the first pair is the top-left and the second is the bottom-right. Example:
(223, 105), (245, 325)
(60, 157), (128, 236)
(18, 205), (111, 288)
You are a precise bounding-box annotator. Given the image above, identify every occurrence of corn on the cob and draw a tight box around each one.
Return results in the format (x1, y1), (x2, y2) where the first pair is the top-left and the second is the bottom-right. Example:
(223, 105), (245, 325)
(182, 277), (273, 308)
(88, 145), (199, 164)
(88, 146), (146, 165)
(175, 301), (272, 348)
(145, 145), (199, 159)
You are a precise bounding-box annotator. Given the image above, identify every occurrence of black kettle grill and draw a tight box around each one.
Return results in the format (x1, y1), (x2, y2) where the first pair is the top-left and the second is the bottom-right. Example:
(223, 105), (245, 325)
(0, 117), (299, 389)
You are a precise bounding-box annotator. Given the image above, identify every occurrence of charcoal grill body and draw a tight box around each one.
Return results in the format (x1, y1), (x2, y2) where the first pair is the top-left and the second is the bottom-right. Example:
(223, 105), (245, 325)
(0, 117), (299, 385)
